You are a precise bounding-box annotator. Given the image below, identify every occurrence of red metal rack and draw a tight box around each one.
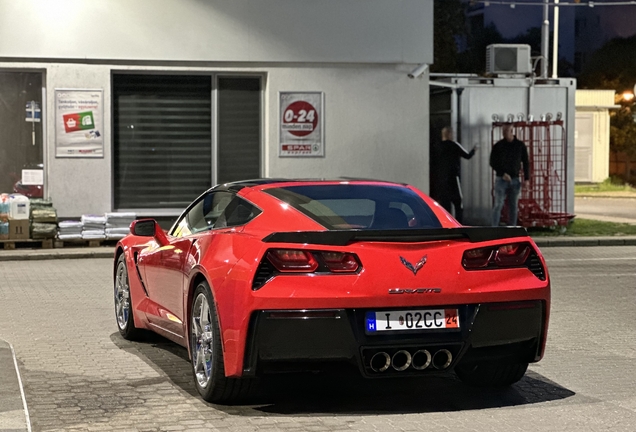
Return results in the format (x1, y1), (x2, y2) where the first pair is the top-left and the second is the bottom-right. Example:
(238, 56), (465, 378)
(491, 120), (575, 228)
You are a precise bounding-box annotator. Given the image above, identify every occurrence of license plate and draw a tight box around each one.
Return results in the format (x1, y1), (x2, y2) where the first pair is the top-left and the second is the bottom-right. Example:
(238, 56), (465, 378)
(366, 309), (459, 333)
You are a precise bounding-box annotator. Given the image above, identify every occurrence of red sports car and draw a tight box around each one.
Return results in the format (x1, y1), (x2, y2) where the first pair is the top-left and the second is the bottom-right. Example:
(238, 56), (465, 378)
(114, 179), (550, 403)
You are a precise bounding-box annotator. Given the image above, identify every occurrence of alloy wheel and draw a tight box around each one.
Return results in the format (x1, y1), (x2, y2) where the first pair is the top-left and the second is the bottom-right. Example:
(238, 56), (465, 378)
(191, 293), (214, 388)
(114, 261), (131, 330)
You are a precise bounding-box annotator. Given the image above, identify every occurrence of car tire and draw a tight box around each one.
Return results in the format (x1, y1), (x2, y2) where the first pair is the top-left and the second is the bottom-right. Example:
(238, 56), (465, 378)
(455, 361), (528, 387)
(190, 281), (255, 404)
(114, 254), (143, 341)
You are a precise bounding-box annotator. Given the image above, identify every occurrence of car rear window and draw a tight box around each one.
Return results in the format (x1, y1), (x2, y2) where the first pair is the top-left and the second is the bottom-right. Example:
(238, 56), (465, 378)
(265, 185), (441, 230)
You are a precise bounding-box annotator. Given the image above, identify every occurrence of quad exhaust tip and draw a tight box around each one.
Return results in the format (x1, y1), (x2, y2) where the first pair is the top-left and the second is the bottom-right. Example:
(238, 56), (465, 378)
(432, 349), (453, 370)
(370, 352), (391, 372)
(369, 349), (452, 372)
(391, 350), (412, 371)
(411, 349), (432, 370)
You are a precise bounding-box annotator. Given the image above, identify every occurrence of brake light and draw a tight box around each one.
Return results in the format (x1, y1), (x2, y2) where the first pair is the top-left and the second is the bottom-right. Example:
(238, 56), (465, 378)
(462, 242), (533, 270)
(494, 243), (530, 267)
(267, 249), (319, 272)
(462, 247), (494, 269)
(321, 252), (360, 273)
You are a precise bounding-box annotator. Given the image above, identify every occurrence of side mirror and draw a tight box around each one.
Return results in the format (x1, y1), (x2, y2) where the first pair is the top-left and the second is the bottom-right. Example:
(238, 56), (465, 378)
(130, 219), (169, 245)
(131, 219), (156, 237)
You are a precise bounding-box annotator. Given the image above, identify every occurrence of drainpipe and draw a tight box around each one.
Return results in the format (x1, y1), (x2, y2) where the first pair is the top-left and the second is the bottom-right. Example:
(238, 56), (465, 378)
(456, 88), (464, 143)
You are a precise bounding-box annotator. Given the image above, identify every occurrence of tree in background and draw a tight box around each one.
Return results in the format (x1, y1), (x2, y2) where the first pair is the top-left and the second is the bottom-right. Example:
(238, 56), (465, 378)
(456, 23), (502, 73)
(609, 101), (636, 184)
(432, 0), (466, 73)
(578, 36), (636, 93)
(579, 36), (636, 184)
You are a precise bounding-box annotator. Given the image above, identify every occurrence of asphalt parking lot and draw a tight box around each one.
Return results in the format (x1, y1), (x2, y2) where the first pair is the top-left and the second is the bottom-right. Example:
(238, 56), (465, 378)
(1, 247), (635, 432)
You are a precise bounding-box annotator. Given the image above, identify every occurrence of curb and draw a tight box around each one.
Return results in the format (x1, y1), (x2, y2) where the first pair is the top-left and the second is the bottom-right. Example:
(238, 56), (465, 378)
(0, 248), (115, 262)
(575, 194), (636, 199)
(532, 237), (636, 247)
(1, 237), (636, 261)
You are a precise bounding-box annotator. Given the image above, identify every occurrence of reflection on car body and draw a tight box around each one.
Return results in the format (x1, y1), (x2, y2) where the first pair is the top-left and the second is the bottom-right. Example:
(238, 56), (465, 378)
(113, 179), (550, 403)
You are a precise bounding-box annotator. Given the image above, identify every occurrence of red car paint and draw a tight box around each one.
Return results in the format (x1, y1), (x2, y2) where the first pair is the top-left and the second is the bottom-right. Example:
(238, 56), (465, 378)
(115, 180), (550, 378)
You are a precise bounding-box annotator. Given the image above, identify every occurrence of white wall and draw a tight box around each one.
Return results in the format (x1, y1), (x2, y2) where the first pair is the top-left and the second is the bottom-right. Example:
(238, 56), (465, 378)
(0, 0), (433, 64)
(267, 66), (430, 191)
(1, 61), (429, 217)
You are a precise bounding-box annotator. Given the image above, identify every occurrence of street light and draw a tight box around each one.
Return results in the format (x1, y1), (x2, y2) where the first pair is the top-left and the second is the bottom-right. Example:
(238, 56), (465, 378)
(622, 91), (635, 102)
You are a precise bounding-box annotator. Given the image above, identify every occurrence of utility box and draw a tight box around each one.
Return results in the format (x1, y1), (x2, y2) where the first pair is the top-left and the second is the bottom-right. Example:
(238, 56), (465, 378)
(430, 76), (577, 226)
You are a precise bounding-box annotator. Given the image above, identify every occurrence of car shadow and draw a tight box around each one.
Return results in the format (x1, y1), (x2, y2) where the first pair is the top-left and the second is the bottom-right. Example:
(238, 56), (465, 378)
(111, 332), (575, 415)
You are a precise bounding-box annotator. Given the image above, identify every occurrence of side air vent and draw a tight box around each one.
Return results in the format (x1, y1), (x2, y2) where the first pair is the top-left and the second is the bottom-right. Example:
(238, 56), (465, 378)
(252, 259), (276, 290)
(526, 253), (546, 281)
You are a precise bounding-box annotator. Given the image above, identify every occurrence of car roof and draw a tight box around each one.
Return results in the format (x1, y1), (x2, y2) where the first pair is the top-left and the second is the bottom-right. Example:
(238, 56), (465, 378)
(214, 178), (408, 193)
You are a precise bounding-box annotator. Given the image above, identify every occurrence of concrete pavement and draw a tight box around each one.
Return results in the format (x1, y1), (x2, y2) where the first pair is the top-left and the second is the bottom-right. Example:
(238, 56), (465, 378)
(0, 340), (29, 432)
(575, 196), (636, 225)
(1, 248), (636, 431)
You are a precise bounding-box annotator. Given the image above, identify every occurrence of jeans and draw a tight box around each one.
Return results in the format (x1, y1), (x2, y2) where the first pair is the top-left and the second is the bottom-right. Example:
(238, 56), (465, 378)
(492, 177), (522, 226)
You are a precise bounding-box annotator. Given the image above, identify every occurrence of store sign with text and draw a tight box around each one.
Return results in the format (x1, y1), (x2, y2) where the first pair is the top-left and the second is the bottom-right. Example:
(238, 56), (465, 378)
(279, 92), (324, 157)
(55, 89), (103, 158)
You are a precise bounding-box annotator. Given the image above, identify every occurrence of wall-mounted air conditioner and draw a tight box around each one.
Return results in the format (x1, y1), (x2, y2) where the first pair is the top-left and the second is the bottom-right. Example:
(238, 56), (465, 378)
(486, 44), (532, 76)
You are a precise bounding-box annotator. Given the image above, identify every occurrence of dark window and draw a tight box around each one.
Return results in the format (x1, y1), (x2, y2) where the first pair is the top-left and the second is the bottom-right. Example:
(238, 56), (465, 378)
(113, 75), (212, 210)
(171, 191), (260, 236)
(186, 191), (234, 234)
(217, 77), (261, 184)
(216, 197), (261, 228)
(265, 185), (441, 230)
(0, 72), (43, 195)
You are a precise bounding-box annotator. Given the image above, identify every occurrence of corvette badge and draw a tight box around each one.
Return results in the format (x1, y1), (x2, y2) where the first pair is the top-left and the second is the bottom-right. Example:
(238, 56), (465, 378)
(400, 255), (427, 276)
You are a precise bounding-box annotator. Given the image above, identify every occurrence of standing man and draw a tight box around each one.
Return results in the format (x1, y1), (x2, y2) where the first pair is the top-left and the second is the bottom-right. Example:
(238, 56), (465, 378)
(434, 126), (478, 224)
(490, 124), (530, 226)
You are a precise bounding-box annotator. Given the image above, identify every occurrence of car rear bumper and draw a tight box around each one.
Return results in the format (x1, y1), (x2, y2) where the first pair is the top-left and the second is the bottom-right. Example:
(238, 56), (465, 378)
(242, 300), (546, 378)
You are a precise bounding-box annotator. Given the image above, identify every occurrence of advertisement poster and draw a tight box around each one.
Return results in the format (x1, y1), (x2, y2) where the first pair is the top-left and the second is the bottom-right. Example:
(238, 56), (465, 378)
(279, 92), (324, 157)
(55, 89), (103, 157)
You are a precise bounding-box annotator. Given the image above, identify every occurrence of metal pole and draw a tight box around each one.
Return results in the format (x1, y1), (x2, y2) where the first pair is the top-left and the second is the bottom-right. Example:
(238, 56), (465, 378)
(541, 0), (550, 78)
(552, 0), (560, 78)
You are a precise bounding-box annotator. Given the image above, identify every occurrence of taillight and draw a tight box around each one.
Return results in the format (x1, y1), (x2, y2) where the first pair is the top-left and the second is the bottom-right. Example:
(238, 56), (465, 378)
(462, 247), (494, 269)
(256, 249), (361, 288)
(462, 242), (534, 270)
(494, 243), (530, 267)
(266, 249), (319, 272)
(321, 252), (360, 273)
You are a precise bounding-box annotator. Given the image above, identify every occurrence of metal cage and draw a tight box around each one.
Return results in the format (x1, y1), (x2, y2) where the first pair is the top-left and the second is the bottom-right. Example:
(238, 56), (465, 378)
(491, 120), (574, 228)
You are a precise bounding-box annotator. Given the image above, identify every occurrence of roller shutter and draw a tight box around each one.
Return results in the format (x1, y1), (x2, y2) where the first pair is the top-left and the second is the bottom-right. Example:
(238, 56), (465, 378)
(113, 75), (212, 210)
(217, 77), (261, 184)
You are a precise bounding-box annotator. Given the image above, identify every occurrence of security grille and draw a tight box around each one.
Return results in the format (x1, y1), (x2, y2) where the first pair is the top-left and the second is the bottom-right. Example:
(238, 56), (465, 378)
(113, 75), (212, 210)
(217, 77), (261, 184)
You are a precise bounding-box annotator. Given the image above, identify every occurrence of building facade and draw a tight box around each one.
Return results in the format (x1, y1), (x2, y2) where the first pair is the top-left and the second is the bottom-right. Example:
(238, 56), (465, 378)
(0, 0), (433, 217)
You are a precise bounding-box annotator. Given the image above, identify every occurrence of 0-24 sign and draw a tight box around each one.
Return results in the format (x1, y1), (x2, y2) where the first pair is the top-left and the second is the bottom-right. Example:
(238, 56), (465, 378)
(279, 92), (324, 157)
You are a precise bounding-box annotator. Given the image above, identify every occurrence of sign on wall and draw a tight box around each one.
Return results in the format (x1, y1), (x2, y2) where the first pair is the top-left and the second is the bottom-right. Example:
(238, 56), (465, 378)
(55, 89), (104, 157)
(279, 92), (324, 157)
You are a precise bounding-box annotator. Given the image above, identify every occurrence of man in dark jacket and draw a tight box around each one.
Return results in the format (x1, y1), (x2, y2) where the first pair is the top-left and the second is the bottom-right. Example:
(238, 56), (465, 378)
(432, 126), (477, 224)
(490, 124), (530, 226)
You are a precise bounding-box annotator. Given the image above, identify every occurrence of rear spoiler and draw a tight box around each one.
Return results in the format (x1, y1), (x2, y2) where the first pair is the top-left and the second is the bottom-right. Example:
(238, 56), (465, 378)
(262, 227), (529, 246)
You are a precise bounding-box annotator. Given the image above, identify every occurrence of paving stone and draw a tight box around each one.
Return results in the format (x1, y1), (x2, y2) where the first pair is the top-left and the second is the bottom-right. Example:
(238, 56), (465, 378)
(1, 251), (636, 431)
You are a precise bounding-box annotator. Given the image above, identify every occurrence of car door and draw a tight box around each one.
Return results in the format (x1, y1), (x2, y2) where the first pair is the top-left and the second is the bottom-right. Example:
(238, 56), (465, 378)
(139, 191), (236, 338)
